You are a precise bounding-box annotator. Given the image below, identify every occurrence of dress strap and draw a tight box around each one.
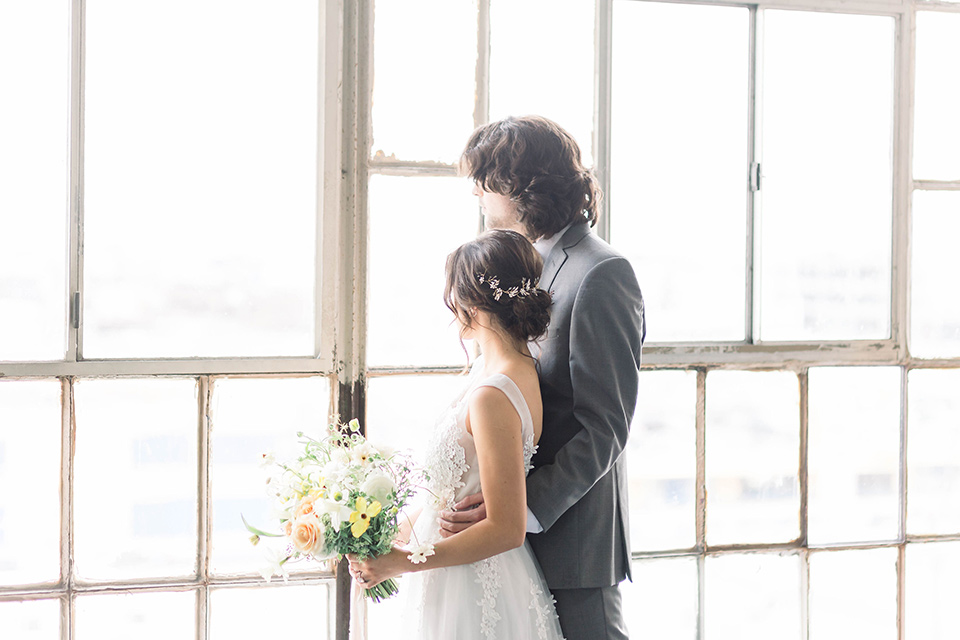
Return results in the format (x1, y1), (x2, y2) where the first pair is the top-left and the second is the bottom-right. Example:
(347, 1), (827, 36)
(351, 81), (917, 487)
(473, 374), (534, 437)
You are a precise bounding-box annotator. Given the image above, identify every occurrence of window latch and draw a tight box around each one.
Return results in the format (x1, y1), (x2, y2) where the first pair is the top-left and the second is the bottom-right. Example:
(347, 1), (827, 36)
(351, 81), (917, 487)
(750, 162), (762, 192)
(71, 292), (81, 329)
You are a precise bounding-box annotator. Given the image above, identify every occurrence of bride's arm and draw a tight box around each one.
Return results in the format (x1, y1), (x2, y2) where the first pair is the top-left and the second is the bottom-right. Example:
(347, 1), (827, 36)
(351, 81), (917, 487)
(349, 387), (526, 584)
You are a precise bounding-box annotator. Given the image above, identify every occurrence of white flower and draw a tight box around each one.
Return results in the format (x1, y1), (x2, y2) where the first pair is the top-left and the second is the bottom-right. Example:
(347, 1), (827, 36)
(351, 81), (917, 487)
(360, 472), (396, 505)
(407, 543), (435, 565)
(351, 442), (375, 467)
(314, 499), (353, 533)
(258, 546), (290, 583)
(374, 442), (396, 458)
(264, 475), (282, 497)
(321, 459), (347, 484)
(270, 503), (293, 523)
(259, 451), (276, 468)
(334, 448), (351, 465)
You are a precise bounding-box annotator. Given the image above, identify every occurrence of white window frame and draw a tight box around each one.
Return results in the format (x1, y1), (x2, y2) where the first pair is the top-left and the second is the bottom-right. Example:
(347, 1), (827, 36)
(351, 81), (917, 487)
(3, 0), (960, 638)
(0, 1), (351, 639)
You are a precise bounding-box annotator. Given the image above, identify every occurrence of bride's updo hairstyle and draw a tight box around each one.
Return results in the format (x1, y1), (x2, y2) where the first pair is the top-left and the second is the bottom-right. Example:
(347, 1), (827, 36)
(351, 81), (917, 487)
(444, 229), (552, 345)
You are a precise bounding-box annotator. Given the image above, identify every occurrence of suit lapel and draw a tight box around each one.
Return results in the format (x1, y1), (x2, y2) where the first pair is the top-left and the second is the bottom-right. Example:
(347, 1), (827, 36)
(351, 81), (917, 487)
(541, 222), (590, 292)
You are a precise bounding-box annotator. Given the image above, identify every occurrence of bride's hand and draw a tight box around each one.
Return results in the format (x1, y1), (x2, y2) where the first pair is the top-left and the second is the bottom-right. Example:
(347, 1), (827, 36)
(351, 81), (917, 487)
(346, 547), (409, 588)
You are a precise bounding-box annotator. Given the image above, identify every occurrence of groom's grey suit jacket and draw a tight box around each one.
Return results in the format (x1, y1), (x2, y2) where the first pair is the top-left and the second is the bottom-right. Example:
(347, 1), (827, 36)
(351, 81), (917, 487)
(527, 221), (645, 590)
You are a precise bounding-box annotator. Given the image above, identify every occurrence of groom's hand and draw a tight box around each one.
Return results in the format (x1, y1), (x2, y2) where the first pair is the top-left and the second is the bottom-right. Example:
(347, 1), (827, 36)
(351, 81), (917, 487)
(438, 492), (486, 538)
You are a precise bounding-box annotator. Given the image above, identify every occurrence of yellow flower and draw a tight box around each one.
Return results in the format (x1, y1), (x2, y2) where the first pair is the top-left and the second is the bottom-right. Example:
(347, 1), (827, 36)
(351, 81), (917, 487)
(348, 496), (381, 538)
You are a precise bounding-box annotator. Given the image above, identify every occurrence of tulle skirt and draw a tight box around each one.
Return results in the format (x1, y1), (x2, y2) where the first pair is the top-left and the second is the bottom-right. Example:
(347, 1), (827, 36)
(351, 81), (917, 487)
(400, 508), (565, 640)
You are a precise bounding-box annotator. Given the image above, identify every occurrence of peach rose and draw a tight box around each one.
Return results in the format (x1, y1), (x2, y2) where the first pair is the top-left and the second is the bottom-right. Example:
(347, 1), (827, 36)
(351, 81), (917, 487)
(296, 494), (318, 518)
(290, 514), (326, 556)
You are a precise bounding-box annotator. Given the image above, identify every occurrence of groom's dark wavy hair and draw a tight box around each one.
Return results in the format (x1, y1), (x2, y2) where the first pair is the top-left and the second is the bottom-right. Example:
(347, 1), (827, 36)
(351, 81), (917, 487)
(459, 115), (600, 240)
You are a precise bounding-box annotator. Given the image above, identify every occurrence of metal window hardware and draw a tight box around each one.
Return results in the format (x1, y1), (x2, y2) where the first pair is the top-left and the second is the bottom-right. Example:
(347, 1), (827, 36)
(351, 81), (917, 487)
(71, 292), (80, 329)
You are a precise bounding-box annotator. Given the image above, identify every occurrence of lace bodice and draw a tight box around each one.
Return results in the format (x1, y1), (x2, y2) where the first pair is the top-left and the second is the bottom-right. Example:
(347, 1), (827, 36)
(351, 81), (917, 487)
(421, 357), (538, 512)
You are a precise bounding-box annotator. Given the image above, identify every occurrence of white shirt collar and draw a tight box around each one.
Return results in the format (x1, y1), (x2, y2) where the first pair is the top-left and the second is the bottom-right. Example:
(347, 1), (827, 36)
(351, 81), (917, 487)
(532, 222), (574, 259)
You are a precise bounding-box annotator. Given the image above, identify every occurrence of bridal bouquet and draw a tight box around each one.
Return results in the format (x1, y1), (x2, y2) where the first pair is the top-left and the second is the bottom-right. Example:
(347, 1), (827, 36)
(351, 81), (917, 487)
(244, 418), (419, 602)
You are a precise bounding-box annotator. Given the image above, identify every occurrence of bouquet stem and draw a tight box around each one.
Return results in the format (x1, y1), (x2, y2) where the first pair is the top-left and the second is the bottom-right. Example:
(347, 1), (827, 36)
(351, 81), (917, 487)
(364, 578), (400, 603)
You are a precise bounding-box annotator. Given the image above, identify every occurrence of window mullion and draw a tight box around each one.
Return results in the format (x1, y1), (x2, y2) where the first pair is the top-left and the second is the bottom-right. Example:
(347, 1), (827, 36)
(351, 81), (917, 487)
(897, 366), (909, 640)
(746, 6), (762, 344)
(334, 0), (369, 636)
(318, 0), (346, 369)
(695, 369), (707, 549)
(695, 369), (706, 640)
(800, 548), (810, 640)
(61, 376), (75, 640)
(68, 0), (85, 364)
(475, 0), (491, 129)
(197, 376), (212, 640)
(893, 9), (914, 361)
(594, 0), (613, 242)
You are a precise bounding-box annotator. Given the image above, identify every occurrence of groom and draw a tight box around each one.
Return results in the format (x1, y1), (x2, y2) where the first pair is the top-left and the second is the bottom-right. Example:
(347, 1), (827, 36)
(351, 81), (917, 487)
(441, 116), (645, 640)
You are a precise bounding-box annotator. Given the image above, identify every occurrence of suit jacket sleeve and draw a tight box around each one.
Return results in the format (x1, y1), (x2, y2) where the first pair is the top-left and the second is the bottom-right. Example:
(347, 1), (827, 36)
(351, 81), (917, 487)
(526, 256), (645, 531)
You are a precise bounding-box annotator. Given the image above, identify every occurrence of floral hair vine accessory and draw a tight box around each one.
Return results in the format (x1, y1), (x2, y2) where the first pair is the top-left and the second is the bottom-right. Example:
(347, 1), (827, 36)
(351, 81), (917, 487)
(477, 273), (539, 302)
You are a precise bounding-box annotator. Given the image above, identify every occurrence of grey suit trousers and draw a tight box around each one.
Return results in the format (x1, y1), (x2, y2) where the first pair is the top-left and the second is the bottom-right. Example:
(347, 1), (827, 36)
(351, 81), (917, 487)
(552, 585), (629, 640)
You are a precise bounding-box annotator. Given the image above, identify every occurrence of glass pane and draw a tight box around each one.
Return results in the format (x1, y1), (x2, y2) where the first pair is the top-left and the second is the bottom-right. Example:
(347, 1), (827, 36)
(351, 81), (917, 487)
(911, 191), (960, 358)
(906, 541), (960, 640)
(83, 0), (318, 358)
(0, 381), (61, 586)
(366, 374), (471, 461)
(705, 553), (801, 640)
(808, 367), (900, 544)
(0, 599), (60, 640)
(490, 0), (595, 166)
(621, 557), (697, 640)
(907, 369), (960, 535)
(0, 1), (69, 361)
(367, 175), (479, 367)
(209, 584), (330, 639)
(372, 0), (477, 163)
(75, 590), (194, 640)
(914, 12), (960, 180)
(74, 379), (198, 580)
(809, 548), (897, 640)
(628, 370), (696, 551)
(209, 376), (330, 576)
(610, 1), (749, 342)
(706, 371), (800, 545)
(760, 11), (894, 341)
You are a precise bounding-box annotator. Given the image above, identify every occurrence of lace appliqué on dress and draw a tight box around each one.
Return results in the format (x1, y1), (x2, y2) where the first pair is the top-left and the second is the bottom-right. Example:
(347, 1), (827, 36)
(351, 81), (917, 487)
(474, 557), (503, 639)
(522, 432), (538, 475)
(529, 579), (561, 640)
(422, 408), (468, 510)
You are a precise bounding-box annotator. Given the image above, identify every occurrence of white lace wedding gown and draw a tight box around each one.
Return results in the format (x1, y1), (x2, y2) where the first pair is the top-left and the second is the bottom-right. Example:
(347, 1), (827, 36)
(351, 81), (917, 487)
(401, 358), (566, 640)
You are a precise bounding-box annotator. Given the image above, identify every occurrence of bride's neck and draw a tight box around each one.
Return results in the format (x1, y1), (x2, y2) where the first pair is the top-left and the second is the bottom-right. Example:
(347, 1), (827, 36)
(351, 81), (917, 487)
(476, 328), (527, 372)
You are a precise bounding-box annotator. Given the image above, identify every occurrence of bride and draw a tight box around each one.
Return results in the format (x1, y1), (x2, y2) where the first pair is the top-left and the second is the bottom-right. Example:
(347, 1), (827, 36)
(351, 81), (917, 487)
(348, 229), (565, 639)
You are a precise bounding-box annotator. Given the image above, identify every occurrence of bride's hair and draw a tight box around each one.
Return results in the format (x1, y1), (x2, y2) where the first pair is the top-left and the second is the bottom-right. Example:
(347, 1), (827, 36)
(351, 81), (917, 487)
(444, 229), (552, 346)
